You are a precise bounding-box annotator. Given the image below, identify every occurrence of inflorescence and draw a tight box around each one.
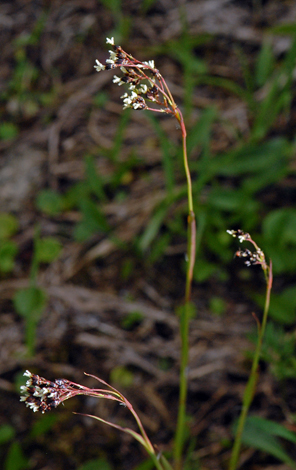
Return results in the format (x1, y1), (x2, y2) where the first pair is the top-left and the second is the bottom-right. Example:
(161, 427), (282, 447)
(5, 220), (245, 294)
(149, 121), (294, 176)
(227, 229), (267, 269)
(94, 37), (176, 114)
(20, 370), (113, 414)
(20, 370), (81, 413)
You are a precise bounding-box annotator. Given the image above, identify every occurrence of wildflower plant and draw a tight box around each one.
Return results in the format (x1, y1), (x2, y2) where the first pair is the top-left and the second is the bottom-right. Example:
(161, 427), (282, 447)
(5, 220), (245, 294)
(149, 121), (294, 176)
(20, 38), (274, 470)
(20, 37), (196, 470)
(227, 230), (273, 470)
(20, 370), (171, 470)
(95, 37), (196, 468)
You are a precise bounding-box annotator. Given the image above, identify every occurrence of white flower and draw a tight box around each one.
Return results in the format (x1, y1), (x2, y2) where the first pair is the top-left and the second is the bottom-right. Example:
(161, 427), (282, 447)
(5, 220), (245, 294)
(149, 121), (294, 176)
(143, 60), (155, 69)
(139, 84), (148, 94)
(226, 230), (235, 237)
(113, 75), (123, 84)
(94, 60), (105, 72)
(106, 50), (117, 64)
(24, 370), (32, 377)
(106, 37), (115, 45)
(121, 91), (137, 109)
(130, 91), (138, 100)
(121, 92), (131, 109)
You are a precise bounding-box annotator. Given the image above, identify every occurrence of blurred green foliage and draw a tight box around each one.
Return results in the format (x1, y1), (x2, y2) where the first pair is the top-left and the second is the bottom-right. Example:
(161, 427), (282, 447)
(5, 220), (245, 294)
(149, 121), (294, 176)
(248, 321), (296, 381)
(13, 229), (62, 356)
(0, 410), (60, 470)
(110, 365), (134, 387)
(77, 458), (113, 470)
(260, 323), (296, 380)
(0, 213), (19, 273)
(2, 4), (296, 466)
(240, 416), (296, 469)
(37, 25), (296, 304)
(0, 122), (19, 141)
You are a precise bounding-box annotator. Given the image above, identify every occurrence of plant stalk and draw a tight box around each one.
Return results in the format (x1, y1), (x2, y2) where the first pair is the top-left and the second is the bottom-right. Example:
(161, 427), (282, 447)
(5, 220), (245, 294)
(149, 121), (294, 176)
(228, 261), (273, 470)
(174, 109), (196, 470)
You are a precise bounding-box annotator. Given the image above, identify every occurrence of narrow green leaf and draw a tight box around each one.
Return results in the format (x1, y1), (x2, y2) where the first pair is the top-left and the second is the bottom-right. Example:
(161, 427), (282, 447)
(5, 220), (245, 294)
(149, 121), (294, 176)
(187, 107), (216, 156)
(76, 197), (110, 240)
(255, 38), (275, 87)
(5, 442), (28, 470)
(242, 416), (296, 469)
(138, 204), (168, 252)
(84, 155), (106, 200)
(147, 115), (175, 194)
(248, 416), (296, 443)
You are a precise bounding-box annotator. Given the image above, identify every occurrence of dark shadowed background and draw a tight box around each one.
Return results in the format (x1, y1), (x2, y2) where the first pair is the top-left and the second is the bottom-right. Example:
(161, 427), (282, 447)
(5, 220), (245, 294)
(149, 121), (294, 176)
(1, 1), (296, 469)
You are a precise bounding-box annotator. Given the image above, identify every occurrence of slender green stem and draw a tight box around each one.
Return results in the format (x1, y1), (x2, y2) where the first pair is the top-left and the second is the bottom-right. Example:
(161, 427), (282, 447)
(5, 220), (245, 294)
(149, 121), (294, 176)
(228, 261), (273, 470)
(173, 109), (196, 470)
(149, 454), (169, 470)
(129, 406), (155, 455)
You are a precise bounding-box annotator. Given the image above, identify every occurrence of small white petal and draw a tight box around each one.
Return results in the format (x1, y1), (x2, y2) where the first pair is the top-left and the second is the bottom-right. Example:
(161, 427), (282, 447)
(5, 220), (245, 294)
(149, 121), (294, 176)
(94, 60), (105, 72)
(139, 84), (148, 94)
(109, 50), (117, 60)
(24, 370), (32, 377)
(113, 75), (122, 84)
(143, 60), (155, 69)
(106, 37), (115, 45)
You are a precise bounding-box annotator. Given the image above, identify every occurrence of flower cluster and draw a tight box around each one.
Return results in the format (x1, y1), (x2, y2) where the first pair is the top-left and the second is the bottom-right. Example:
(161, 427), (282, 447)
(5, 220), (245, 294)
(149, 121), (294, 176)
(19, 370), (155, 457)
(94, 37), (175, 113)
(20, 370), (112, 414)
(227, 229), (251, 244)
(227, 229), (267, 269)
(234, 247), (265, 267)
(20, 370), (71, 413)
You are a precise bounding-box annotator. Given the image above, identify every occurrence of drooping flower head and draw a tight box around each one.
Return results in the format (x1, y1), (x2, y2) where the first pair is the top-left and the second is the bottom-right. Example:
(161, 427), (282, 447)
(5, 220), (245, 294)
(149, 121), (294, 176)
(227, 229), (267, 269)
(94, 38), (177, 114)
(20, 370), (114, 414)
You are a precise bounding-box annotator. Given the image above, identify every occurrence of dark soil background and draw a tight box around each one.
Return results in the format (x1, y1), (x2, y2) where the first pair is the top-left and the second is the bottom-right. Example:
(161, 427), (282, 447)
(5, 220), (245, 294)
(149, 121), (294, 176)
(1, 1), (296, 470)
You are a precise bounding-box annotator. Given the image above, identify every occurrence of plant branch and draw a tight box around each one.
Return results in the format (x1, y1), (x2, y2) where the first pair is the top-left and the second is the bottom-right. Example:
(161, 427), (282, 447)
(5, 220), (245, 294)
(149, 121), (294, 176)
(227, 232), (273, 470)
